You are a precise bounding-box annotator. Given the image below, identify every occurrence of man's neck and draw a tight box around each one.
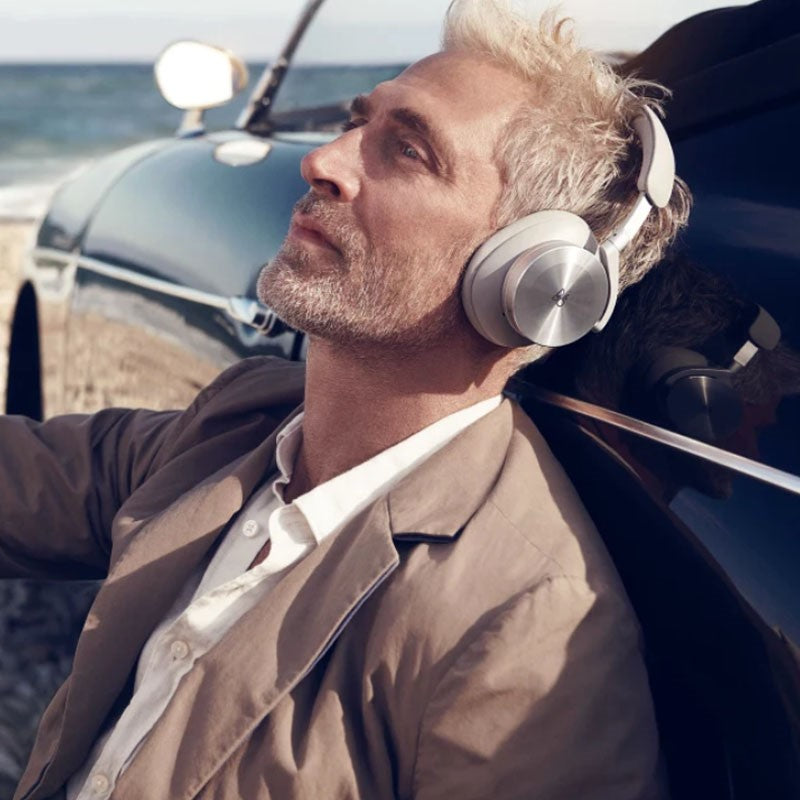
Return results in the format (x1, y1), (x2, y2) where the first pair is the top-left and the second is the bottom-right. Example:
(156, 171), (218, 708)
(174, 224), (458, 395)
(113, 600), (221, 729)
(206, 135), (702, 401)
(284, 334), (510, 502)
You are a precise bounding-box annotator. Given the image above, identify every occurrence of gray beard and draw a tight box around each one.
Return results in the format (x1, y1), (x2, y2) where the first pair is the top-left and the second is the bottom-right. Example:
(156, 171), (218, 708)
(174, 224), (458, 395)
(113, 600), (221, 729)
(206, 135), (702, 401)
(256, 191), (483, 352)
(257, 235), (471, 353)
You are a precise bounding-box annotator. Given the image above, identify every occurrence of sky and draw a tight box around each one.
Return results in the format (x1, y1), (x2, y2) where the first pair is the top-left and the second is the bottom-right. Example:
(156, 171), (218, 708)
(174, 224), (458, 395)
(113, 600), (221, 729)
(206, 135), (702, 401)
(0, 0), (753, 62)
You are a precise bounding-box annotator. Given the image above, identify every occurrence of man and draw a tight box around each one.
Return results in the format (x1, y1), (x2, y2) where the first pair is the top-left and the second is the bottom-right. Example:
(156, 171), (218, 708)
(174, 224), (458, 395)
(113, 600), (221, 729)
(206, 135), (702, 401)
(3, 1), (690, 798)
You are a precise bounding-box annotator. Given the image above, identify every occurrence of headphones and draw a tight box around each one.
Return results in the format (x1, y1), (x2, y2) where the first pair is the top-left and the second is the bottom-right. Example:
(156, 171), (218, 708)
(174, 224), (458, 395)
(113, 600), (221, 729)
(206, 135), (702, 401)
(638, 304), (781, 443)
(462, 106), (676, 348)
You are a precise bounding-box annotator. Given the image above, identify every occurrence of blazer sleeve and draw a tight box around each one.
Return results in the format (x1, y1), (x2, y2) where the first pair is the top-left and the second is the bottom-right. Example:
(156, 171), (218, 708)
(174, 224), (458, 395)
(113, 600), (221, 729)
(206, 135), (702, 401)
(411, 575), (665, 800)
(0, 407), (181, 580)
(0, 355), (306, 581)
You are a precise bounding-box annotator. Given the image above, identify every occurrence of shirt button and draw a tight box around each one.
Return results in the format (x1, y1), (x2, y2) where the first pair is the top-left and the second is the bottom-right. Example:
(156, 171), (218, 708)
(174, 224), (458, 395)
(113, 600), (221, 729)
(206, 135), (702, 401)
(170, 639), (190, 660)
(242, 519), (260, 538)
(90, 773), (111, 795)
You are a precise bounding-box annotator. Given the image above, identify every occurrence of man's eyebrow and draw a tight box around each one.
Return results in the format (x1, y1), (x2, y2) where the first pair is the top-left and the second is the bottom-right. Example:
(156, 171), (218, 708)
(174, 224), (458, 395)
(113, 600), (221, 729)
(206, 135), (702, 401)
(350, 94), (370, 116)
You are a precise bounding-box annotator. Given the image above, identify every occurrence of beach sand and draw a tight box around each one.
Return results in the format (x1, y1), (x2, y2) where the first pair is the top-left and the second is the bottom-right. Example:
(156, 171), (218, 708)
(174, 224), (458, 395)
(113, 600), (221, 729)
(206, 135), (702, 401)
(0, 220), (36, 407)
(0, 217), (226, 417)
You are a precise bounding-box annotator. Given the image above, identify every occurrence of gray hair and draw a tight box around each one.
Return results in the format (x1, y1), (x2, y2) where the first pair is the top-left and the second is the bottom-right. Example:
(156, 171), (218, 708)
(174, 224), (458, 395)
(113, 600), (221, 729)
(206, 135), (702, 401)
(443, 0), (692, 366)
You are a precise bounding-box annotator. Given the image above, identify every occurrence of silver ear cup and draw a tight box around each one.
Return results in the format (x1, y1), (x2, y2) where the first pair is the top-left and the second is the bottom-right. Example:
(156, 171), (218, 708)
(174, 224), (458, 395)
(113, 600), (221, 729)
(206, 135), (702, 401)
(502, 243), (610, 346)
(461, 210), (601, 347)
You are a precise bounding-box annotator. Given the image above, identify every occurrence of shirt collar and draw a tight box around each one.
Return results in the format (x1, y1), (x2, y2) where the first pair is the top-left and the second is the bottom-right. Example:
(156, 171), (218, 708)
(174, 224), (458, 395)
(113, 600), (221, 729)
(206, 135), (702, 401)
(271, 395), (502, 544)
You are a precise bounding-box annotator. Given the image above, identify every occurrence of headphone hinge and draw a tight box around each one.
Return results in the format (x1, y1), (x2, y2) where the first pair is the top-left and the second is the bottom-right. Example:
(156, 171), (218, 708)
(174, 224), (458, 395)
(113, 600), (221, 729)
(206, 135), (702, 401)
(606, 193), (653, 253)
(731, 339), (759, 371)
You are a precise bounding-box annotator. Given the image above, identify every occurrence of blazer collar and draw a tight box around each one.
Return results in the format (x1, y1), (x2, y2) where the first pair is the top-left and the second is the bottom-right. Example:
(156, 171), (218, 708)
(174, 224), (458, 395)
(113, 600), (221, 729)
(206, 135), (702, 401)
(387, 397), (514, 539)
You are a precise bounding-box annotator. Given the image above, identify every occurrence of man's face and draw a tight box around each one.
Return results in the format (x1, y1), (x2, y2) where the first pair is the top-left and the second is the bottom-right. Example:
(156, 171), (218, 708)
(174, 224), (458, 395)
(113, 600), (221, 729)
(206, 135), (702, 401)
(258, 51), (526, 351)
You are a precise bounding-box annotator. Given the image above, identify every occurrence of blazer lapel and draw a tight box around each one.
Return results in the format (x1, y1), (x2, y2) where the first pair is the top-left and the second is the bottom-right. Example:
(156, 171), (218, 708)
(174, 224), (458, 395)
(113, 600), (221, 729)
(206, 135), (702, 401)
(116, 496), (400, 799)
(388, 397), (514, 537)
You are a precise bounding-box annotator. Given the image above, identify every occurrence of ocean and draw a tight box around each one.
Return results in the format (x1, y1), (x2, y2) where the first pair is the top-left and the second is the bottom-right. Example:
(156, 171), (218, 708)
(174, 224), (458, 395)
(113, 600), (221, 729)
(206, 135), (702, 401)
(0, 62), (403, 220)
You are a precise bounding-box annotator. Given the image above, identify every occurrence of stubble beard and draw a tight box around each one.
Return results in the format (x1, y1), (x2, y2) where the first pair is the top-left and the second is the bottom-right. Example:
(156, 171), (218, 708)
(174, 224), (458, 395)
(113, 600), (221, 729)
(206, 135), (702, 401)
(257, 194), (475, 353)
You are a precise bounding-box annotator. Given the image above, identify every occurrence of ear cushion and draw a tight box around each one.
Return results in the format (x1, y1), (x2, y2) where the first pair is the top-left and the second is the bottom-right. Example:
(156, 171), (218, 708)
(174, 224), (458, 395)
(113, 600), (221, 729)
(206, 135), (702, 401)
(462, 210), (599, 347)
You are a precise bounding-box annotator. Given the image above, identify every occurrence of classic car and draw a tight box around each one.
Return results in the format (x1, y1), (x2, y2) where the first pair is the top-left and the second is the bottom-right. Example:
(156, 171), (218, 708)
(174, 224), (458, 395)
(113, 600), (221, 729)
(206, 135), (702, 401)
(3, 0), (800, 797)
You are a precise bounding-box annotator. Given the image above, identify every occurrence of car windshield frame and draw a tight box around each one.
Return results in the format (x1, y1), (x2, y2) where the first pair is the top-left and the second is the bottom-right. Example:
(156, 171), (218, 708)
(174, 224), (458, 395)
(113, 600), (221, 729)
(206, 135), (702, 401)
(236, 0), (327, 132)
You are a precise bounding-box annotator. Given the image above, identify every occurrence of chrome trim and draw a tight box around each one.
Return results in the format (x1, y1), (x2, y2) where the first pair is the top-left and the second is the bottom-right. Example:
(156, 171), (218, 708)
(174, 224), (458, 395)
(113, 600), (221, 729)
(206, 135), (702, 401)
(237, 0), (327, 130)
(30, 246), (73, 268)
(67, 252), (281, 335)
(32, 246), (226, 309)
(226, 296), (280, 334)
(523, 384), (800, 498)
(73, 253), (231, 310)
(32, 249), (288, 339)
(27, 246), (78, 303)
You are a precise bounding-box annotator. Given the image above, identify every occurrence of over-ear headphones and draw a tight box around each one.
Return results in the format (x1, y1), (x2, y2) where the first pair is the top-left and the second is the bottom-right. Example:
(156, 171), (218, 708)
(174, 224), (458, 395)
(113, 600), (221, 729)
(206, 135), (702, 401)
(639, 304), (781, 442)
(462, 106), (676, 348)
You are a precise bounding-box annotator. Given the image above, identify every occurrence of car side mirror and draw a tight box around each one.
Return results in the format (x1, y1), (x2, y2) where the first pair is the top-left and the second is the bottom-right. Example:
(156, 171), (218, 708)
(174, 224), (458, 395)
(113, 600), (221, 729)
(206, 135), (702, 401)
(154, 41), (249, 136)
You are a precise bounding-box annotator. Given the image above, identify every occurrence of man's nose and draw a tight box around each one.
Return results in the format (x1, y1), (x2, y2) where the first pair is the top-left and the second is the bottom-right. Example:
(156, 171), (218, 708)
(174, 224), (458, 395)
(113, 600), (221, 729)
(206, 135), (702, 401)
(300, 132), (360, 202)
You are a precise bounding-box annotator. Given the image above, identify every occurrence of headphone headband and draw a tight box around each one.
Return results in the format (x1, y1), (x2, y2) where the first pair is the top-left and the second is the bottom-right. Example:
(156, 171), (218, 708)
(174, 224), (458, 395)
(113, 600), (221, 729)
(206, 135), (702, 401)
(634, 106), (676, 209)
(594, 108), (676, 332)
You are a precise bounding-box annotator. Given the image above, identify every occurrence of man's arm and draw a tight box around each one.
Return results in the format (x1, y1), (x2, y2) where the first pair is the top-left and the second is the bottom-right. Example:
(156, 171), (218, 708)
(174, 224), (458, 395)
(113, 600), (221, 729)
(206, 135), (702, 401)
(0, 407), (180, 580)
(411, 575), (664, 800)
(0, 355), (307, 581)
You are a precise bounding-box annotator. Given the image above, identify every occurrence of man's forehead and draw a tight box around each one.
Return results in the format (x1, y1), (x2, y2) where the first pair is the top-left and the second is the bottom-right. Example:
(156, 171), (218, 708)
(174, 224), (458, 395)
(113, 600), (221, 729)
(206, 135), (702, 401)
(368, 51), (526, 139)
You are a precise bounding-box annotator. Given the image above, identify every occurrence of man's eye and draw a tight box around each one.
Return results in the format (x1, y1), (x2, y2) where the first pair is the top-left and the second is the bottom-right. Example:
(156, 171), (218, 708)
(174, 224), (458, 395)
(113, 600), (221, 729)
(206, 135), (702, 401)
(399, 142), (421, 161)
(341, 118), (364, 133)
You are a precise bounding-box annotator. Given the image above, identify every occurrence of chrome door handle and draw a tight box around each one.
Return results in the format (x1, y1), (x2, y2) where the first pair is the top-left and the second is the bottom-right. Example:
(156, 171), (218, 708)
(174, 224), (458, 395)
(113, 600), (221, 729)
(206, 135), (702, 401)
(226, 296), (283, 335)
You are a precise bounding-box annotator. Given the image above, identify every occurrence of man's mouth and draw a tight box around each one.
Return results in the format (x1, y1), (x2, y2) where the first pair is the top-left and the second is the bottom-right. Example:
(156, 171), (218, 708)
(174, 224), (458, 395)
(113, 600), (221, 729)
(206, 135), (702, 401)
(289, 213), (340, 253)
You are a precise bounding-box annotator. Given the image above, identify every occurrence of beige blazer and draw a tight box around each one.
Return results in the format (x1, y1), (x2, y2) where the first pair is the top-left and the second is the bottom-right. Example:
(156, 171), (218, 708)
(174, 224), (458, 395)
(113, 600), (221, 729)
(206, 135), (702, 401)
(0, 357), (664, 800)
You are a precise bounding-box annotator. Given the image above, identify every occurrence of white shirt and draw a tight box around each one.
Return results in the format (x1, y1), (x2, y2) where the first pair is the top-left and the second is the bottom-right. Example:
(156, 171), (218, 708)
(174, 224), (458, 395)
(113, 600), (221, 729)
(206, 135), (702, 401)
(67, 394), (502, 800)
